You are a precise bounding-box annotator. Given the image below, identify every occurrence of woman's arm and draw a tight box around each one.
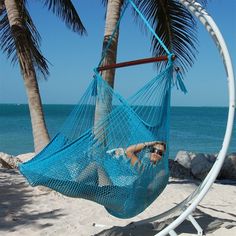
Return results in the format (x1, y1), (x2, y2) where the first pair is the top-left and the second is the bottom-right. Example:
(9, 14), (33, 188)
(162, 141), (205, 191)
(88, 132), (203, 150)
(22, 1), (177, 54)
(126, 141), (158, 165)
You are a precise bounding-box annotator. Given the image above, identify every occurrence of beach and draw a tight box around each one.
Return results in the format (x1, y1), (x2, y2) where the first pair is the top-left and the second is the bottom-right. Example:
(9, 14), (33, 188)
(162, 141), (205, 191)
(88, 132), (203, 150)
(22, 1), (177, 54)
(0, 106), (235, 235)
(0, 105), (235, 235)
(1, 166), (235, 236)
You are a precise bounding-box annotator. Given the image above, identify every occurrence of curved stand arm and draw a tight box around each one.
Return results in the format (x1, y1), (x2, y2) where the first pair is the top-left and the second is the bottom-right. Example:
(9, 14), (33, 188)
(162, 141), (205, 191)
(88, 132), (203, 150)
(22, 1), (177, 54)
(157, 1), (235, 235)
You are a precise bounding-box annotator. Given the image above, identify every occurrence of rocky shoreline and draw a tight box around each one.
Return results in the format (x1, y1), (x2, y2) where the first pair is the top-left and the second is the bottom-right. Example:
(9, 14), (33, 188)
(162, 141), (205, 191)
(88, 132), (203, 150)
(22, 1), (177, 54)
(169, 151), (236, 180)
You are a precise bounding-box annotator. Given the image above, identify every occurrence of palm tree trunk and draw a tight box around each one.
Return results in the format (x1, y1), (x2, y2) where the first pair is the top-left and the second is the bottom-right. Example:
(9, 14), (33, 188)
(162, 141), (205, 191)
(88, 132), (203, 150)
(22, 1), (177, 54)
(23, 72), (50, 153)
(94, 0), (122, 145)
(101, 0), (122, 88)
(4, 0), (50, 153)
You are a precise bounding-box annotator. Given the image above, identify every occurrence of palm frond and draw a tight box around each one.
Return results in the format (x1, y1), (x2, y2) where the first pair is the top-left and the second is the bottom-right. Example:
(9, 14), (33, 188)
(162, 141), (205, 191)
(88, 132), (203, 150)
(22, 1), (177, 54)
(133, 0), (200, 75)
(101, 0), (109, 7)
(41, 0), (87, 35)
(198, 0), (208, 7)
(22, 1), (42, 47)
(0, 9), (15, 60)
(0, 1), (49, 78)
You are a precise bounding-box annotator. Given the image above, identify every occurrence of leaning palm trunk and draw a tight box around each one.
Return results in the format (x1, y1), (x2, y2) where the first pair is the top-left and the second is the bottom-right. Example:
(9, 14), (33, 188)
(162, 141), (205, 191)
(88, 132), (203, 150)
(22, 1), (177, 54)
(94, 0), (122, 145)
(23, 71), (50, 153)
(4, 0), (50, 153)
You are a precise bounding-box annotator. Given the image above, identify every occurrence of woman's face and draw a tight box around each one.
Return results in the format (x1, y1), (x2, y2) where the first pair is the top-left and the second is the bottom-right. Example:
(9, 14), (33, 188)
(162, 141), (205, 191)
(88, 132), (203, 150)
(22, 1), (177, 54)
(150, 143), (165, 164)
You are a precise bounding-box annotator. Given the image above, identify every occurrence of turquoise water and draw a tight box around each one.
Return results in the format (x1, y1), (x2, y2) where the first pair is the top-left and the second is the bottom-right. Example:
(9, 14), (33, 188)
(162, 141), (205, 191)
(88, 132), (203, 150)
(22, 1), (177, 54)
(0, 104), (235, 158)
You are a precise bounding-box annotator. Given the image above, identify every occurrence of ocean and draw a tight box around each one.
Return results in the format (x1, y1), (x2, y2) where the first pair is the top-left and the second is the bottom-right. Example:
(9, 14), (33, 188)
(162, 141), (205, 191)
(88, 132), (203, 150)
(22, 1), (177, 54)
(0, 104), (235, 158)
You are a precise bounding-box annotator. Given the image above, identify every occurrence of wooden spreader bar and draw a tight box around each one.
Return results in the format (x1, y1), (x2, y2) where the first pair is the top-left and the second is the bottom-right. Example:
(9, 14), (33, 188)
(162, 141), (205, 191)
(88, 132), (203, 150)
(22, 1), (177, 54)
(98, 55), (175, 71)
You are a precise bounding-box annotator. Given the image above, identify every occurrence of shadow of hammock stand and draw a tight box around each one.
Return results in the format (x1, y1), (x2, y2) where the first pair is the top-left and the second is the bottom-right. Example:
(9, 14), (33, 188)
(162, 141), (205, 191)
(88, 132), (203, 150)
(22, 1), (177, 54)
(97, 55), (176, 71)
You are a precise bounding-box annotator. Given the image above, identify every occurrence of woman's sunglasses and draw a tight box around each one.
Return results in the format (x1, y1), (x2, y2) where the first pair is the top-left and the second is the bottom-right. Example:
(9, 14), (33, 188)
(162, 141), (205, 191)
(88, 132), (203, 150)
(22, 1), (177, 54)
(149, 147), (164, 156)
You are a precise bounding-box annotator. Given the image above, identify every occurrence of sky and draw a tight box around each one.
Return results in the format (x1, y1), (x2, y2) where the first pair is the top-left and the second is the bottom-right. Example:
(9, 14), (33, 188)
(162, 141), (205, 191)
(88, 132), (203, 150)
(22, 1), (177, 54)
(0, 0), (235, 107)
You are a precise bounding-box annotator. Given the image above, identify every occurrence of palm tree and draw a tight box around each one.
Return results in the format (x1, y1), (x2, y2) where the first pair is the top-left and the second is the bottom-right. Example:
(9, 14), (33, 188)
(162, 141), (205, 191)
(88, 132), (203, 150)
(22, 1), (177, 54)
(0, 0), (86, 153)
(93, 0), (207, 130)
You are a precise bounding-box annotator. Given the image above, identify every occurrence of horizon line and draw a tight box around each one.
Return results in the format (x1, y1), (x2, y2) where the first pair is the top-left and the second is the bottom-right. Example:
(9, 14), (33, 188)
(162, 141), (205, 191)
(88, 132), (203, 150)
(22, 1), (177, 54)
(0, 103), (229, 108)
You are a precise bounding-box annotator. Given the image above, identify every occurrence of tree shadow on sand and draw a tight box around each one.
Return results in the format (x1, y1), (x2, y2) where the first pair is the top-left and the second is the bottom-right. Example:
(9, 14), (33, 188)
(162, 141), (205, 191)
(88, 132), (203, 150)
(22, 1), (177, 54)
(95, 205), (236, 236)
(0, 168), (64, 233)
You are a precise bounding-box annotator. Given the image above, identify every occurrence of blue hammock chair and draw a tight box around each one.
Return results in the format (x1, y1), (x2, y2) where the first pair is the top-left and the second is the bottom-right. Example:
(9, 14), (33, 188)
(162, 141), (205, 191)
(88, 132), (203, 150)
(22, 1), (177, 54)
(19, 0), (186, 219)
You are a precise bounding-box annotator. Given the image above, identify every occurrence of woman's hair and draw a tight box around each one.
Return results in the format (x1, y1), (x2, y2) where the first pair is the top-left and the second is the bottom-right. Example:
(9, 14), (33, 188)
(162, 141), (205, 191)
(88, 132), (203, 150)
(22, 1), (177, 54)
(153, 141), (166, 151)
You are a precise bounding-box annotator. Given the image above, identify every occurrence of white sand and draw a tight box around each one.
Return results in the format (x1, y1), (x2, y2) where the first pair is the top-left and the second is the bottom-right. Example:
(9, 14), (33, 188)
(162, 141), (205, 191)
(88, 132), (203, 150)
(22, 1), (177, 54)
(0, 167), (235, 236)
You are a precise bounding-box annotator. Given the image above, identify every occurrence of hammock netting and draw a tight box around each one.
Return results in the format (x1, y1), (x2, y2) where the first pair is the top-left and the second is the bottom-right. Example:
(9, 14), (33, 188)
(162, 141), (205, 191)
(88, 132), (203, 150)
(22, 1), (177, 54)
(20, 61), (173, 218)
(19, 0), (185, 219)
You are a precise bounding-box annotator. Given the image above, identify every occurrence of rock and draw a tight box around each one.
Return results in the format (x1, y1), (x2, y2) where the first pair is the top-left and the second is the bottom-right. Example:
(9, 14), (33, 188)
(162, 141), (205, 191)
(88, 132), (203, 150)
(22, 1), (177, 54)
(174, 151), (236, 181)
(16, 152), (35, 163)
(0, 152), (20, 169)
(190, 153), (215, 180)
(0, 152), (35, 169)
(220, 153), (236, 179)
(169, 159), (193, 179)
(175, 151), (191, 169)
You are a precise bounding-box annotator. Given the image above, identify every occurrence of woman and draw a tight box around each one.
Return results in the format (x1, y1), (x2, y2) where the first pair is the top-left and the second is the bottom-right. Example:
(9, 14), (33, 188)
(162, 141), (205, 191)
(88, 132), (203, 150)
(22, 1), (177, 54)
(77, 141), (166, 186)
(73, 141), (167, 218)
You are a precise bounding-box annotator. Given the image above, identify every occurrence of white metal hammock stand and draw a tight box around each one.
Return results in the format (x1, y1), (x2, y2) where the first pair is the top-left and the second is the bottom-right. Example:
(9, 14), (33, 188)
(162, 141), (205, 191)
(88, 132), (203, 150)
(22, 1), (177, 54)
(133, 1), (235, 235)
